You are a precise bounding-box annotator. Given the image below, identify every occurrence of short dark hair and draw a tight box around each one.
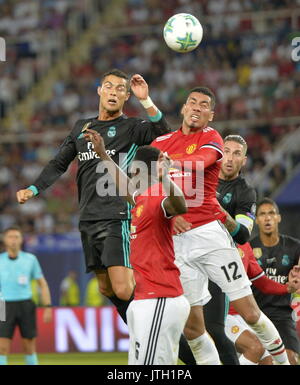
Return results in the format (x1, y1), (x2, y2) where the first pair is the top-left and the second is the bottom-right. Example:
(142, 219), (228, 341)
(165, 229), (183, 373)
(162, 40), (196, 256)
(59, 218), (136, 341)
(256, 198), (280, 215)
(187, 86), (216, 109)
(3, 226), (22, 235)
(224, 135), (248, 154)
(133, 145), (161, 175)
(101, 69), (130, 91)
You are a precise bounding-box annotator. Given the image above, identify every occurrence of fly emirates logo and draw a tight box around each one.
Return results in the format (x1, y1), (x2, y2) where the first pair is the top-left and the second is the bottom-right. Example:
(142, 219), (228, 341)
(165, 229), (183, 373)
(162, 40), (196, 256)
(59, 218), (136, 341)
(78, 142), (116, 162)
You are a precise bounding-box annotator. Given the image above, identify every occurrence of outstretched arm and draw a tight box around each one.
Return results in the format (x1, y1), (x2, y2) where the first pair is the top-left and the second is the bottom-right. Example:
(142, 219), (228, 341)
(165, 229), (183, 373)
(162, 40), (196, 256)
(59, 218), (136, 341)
(130, 74), (171, 143)
(16, 125), (78, 204)
(158, 155), (187, 217)
(84, 129), (134, 206)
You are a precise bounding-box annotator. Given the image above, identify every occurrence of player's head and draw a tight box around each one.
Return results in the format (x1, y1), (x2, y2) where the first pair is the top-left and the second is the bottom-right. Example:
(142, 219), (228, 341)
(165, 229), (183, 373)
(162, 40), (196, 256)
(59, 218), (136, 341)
(181, 87), (215, 131)
(2, 226), (23, 251)
(98, 69), (130, 115)
(220, 135), (247, 180)
(256, 198), (281, 236)
(130, 145), (161, 179)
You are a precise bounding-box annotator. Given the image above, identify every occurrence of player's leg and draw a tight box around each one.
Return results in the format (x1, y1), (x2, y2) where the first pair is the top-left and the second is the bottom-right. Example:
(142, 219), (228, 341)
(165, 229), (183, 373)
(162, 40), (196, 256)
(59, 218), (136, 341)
(19, 300), (38, 365)
(197, 221), (290, 365)
(225, 314), (272, 365)
(81, 220), (134, 323)
(127, 296), (190, 365)
(203, 253), (290, 364)
(0, 302), (18, 365)
(0, 339), (11, 365)
(231, 296), (289, 365)
(22, 338), (38, 365)
(203, 281), (239, 365)
(107, 265), (135, 301)
(271, 319), (300, 365)
(173, 234), (220, 365)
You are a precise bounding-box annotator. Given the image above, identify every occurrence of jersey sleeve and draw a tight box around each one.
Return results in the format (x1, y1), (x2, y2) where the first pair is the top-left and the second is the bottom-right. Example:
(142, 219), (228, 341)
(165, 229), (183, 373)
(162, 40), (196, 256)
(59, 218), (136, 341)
(247, 246), (265, 281)
(131, 116), (171, 146)
(31, 120), (82, 193)
(31, 255), (44, 280)
(199, 130), (224, 160)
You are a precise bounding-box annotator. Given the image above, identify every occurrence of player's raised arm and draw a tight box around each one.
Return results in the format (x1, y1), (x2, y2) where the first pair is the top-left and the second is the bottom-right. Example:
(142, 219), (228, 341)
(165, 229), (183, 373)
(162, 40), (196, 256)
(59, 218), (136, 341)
(84, 129), (134, 206)
(158, 155), (187, 217)
(130, 74), (171, 142)
(16, 123), (79, 204)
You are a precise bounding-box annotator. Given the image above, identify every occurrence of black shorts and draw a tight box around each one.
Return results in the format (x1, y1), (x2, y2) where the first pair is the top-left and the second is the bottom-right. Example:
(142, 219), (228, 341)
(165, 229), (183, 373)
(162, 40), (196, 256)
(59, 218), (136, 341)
(272, 319), (300, 354)
(79, 220), (131, 273)
(0, 299), (37, 339)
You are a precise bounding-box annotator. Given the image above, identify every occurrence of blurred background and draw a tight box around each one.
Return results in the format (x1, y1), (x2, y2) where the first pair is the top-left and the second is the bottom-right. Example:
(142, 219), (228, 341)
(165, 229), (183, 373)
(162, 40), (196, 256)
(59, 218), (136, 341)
(0, 0), (299, 357)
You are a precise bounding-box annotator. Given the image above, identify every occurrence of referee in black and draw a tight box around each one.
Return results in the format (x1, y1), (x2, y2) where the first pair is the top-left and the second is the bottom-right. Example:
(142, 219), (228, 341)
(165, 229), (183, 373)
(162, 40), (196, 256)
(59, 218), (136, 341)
(16, 69), (170, 323)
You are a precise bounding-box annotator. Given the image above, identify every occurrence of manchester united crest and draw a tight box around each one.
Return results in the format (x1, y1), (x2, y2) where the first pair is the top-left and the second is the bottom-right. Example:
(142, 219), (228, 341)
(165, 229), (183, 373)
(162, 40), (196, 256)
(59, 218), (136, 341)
(136, 205), (144, 218)
(186, 144), (197, 154)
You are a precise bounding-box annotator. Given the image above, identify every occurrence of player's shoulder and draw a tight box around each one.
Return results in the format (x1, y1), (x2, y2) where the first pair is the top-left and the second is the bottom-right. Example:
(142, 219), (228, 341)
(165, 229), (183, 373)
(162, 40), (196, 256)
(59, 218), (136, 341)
(250, 235), (261, 247)
(281, 234), (300, 248)
(71, 117), (97, 137)
(200, 126), (223, 150)
(236, 175), (256, 196)
(151, 130), (177, 144)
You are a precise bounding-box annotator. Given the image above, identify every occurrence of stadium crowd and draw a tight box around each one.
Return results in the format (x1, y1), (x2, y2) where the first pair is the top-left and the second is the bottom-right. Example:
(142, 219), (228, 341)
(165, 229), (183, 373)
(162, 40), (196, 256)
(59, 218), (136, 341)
(0, 0), (299, 233)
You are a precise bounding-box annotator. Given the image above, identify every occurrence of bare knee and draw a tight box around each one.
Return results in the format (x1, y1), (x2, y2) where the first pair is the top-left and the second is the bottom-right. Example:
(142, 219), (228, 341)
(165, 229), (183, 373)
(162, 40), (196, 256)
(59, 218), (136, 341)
(240, 309), (261, 325)
(112, 283), (133, 301)
(246, 339), (265, 360)
(22, 340), (35, 355)
(184, 307), (205, 340)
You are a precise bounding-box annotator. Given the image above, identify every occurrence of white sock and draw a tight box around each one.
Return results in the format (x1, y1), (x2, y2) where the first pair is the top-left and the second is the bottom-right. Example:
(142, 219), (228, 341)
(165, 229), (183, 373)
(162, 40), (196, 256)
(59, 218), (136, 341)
(239, 354), (258, 365)
(247, 312), (290, 365)
(187, 332), (221, 365)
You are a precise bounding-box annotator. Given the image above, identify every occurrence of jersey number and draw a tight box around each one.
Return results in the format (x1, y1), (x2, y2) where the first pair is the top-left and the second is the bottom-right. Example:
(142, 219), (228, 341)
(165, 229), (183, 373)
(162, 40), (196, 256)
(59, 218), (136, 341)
(135, 341), (140, 360)
(221, 262), (242, 283)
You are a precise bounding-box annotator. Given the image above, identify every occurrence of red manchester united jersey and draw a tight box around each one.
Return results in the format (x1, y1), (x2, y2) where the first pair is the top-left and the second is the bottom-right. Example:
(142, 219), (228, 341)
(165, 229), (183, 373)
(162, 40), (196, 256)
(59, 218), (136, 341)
(229, 243), (264, 315)
(130, 183), (183, 300)
(152, 127), (226, 228)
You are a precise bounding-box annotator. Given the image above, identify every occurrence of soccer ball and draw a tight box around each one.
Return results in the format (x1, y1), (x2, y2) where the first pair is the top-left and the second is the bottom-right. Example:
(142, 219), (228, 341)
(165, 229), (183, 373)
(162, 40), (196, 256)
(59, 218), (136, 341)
(163, 13), (203, 53)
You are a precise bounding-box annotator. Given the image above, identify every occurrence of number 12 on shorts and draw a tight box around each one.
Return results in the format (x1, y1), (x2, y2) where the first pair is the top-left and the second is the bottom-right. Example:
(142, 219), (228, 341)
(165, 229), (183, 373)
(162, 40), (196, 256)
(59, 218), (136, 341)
(221, 262), (242, 283)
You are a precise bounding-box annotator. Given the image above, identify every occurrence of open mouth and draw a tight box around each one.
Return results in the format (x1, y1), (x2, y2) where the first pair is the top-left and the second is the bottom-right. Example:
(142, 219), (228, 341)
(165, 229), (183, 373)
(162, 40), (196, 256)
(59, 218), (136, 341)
(191, 114), (200, 122)
(264, 223), (272, 231)
(108, 99), (117, 106)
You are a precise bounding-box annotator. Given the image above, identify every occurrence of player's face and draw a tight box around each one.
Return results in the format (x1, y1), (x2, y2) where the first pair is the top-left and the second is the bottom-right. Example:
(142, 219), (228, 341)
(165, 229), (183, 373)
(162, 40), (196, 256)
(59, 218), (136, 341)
(220, 141), (247, 180)
(98, 75), (130, 113)
(256, 204), (281, 235)
(181, 92), (214, 131)
(3, 230), (23, 250)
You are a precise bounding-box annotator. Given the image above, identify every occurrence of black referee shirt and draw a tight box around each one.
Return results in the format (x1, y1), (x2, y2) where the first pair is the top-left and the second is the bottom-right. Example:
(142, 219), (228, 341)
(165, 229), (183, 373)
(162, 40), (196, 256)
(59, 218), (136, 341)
(32, 115), (170, 221)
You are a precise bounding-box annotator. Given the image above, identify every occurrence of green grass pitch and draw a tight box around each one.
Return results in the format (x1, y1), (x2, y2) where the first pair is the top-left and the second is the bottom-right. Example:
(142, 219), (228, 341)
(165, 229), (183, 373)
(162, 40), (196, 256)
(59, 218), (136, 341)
(9, 352), (128, 365)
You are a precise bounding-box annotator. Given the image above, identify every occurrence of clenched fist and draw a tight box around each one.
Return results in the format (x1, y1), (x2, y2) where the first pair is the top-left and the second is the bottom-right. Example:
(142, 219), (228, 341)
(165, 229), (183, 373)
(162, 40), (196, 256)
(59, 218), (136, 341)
(16, 189), (34, 204)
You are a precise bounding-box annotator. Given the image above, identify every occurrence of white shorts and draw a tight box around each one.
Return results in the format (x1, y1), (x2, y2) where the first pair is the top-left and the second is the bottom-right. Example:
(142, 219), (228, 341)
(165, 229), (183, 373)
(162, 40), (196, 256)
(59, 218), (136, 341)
(225, 314), (251, 343)
(173, 220), (252, 306)
(126, 295), (190, 365)
(225, 314), (271, 361)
